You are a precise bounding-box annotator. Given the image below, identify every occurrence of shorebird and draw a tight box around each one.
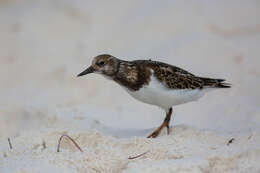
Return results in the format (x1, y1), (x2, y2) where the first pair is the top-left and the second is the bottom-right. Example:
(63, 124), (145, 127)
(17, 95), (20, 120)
(77, 54), (230, 138)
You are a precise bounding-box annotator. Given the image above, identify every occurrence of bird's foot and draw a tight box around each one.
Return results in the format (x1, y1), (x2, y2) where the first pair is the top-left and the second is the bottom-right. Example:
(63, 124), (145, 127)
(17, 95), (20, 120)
(147, 107), (172, 138)
(147, 129), (161, 138)
(147, 122), (170, 138)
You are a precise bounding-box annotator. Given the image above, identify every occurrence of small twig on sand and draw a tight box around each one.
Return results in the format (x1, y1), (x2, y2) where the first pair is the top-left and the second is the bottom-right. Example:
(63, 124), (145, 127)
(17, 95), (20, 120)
(248, 134), (253, 140)
(42, 140), (47, 150)
(8, 138), (12, 150)
(227, 138), (235, 146)
(128, 150), (150, 160)
(57, 134), (83, 152)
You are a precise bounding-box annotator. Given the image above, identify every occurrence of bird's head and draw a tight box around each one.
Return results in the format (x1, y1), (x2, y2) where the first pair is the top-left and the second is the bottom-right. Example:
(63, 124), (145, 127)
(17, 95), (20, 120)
(77, 54), (119, 77)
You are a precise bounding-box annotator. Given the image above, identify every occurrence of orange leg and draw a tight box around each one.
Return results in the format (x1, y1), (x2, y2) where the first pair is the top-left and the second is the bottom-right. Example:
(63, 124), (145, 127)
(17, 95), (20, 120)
(147, 108), (173, 138)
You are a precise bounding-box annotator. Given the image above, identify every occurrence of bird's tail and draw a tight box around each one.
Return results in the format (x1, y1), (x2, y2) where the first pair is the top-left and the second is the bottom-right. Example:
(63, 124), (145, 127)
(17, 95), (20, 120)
(199, 77), (231, 88)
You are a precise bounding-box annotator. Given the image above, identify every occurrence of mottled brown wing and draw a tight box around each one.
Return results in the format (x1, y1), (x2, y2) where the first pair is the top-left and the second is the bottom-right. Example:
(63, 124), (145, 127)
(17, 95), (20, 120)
(145, 60), (204, 89)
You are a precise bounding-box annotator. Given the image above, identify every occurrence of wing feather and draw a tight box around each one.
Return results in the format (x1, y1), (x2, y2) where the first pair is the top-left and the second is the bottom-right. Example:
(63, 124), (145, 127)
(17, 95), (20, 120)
(137, 60), (204, 89)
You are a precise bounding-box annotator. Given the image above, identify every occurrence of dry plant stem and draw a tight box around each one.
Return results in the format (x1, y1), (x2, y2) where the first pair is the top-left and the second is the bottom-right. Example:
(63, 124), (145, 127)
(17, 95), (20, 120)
(128, 150), (149, 160)
(248, 134), (253, 140)
(227, 138), (235, 146)
(8, 138), (12, 150)
(42, 140), (47, 150)
(57, 134), (83, 152)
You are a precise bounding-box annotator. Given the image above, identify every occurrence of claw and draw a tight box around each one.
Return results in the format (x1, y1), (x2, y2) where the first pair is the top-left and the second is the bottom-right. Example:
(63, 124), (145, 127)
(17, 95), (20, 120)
(147, 130), (160, 138)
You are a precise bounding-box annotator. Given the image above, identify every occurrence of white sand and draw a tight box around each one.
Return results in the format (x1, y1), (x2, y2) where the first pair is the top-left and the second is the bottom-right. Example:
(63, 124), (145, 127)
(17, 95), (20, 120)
(1, 121), (260, 173)
(0, 0), (260, 172)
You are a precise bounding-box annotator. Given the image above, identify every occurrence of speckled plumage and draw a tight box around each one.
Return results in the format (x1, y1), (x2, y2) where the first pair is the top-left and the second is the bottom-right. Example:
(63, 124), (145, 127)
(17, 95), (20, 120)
(127, 60), (230, 90)
(113, 61), (152, 91)
(77, 54), (231, 138)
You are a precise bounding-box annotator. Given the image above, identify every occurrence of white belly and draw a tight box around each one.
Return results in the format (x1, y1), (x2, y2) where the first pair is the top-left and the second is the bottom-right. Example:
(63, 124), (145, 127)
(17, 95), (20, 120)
(124, 75), (210, 110)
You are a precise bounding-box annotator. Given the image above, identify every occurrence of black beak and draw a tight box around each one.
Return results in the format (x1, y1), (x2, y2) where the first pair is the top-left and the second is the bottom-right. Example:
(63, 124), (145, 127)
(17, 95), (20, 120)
(77, 66), (95, 77)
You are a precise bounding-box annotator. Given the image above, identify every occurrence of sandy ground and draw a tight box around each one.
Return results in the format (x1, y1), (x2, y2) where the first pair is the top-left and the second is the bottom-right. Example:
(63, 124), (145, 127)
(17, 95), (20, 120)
(0, 0), (260, 172)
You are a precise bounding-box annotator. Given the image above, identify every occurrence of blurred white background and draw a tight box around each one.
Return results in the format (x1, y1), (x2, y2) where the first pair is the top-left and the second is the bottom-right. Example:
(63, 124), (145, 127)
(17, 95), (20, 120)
(0, 0), (259, 138)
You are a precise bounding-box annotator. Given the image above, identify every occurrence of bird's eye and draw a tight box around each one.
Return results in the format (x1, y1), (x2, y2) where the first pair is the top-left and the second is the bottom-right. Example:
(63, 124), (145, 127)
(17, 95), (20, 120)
(98, 61), (105, 66)
(97, 61), (105, 66)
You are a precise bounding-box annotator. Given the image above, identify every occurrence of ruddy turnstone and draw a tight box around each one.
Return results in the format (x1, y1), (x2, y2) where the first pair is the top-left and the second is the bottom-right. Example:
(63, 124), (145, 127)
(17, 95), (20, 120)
(77, 54), (231, 138)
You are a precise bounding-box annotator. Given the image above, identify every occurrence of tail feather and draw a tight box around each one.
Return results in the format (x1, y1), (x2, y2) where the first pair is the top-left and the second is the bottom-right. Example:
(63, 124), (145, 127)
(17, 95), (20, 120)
(200, 77), (231, 88)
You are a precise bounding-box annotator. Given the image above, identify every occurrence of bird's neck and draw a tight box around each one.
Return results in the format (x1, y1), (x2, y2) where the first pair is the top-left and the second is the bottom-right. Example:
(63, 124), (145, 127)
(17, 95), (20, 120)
(112, 61), (151, 91)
